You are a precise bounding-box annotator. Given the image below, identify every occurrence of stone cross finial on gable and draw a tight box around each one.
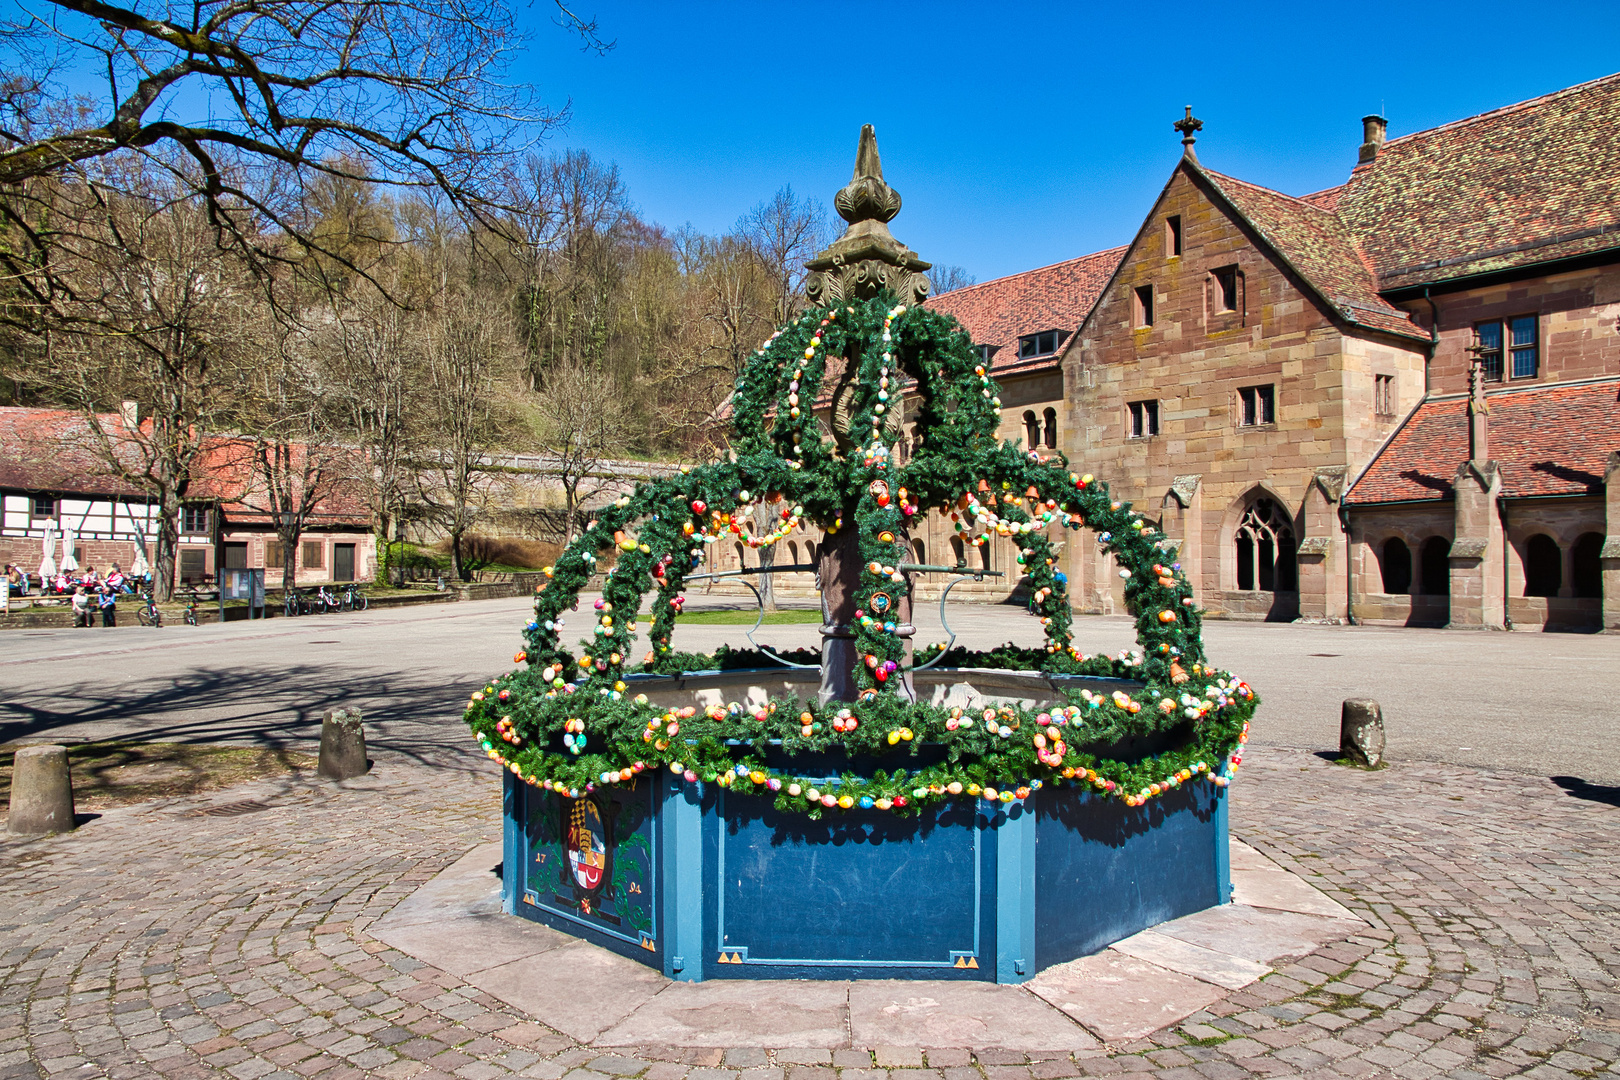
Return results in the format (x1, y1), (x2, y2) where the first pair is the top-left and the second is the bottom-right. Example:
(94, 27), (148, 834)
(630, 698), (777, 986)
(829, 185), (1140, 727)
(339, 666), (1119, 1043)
(1174, 106), (1203, 160)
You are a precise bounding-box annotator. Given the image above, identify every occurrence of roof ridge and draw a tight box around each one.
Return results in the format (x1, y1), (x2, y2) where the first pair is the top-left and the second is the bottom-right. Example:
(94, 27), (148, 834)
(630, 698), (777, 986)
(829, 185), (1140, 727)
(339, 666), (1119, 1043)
(933, 245), (1128, 300)
(1200, 168), (1339, 216)
(1381, 69), (1620, 147)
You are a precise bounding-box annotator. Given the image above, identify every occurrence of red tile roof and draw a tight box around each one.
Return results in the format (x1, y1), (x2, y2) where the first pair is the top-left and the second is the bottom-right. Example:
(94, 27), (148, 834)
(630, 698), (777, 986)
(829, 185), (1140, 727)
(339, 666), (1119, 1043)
(0, 407), (147, 496)
(925, 247), (1126, 373)
(1196, 166), (1428, 341)
(0, 406), (371, 525)
(1346, 380), (1620, 504)
(1335, 71), (1620, 292)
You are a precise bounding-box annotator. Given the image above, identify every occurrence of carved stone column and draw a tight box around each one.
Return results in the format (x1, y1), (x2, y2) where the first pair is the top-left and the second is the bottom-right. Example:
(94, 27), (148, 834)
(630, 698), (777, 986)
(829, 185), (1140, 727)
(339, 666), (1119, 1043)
(1448, 461), (1504, 629)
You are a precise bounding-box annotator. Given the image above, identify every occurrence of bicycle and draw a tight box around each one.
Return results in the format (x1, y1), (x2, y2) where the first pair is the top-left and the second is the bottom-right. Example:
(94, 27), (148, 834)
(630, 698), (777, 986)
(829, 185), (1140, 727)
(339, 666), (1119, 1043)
(283, 588), (306, 618)
(135, 591), (163, 628)
(340, 582), (368, 612)
(182, 592), (200, 626)
(314, 584), (341, 613)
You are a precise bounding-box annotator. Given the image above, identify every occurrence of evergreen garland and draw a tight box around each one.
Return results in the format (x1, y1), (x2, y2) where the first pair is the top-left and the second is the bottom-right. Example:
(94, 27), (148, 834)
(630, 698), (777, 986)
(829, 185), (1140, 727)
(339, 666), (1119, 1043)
(470, 294), (1257, 818)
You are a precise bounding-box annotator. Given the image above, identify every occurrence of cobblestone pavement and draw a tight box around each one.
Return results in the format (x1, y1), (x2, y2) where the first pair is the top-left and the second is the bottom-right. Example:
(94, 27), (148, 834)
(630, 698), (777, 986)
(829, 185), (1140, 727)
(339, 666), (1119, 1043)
(4, 745), (1618, 1080)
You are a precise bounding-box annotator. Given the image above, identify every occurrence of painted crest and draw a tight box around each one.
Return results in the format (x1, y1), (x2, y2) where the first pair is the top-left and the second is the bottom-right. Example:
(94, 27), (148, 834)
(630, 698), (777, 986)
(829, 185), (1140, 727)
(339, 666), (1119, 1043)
(566, 797), (608, 893)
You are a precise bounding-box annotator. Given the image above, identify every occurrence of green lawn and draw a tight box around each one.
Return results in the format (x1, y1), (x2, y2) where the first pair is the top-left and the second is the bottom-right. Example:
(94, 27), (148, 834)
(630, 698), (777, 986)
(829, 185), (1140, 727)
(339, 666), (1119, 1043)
(673, 608), (823, 625)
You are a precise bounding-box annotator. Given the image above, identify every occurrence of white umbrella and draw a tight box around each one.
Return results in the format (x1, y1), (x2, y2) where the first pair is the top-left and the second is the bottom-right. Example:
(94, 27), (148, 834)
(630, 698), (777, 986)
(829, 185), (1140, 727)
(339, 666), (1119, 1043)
(60, 521), (79, 572)
(130, 533), (150, 577)
(39, 522), (57, 579)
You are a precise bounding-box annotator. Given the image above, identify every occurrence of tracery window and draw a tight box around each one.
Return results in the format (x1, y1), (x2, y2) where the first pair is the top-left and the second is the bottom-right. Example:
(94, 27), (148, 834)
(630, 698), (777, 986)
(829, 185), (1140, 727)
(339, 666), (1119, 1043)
(1234, 497), (1296, 592)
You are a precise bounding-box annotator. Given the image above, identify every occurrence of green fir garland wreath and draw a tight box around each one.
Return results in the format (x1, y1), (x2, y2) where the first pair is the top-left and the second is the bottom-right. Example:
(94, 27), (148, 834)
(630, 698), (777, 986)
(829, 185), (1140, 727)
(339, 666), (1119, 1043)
(465, 295), (1256, 818)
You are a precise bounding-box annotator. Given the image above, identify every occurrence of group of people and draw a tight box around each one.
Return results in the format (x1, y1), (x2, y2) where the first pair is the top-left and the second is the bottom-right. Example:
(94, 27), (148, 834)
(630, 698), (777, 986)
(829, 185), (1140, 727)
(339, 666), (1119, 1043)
(2, 562), (147, 627)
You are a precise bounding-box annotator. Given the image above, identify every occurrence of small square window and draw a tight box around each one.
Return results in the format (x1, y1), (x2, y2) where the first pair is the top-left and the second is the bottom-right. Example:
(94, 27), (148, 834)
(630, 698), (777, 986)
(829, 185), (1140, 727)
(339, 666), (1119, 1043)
(1165, 216), (1182, 257)
(182, 505), (210, 535)
(179, 549), (207, 582)
(31, 495), (56, 519)
(1127, 399), (1160, 438)
(1238, 384), (1275, 427)
(976, 344), (996, 365)
(302, 541), (324, 569)
(1374, 374), (1395, 417)
(1212, 266), (1241, 313)
(1133, 285), (1154, 328)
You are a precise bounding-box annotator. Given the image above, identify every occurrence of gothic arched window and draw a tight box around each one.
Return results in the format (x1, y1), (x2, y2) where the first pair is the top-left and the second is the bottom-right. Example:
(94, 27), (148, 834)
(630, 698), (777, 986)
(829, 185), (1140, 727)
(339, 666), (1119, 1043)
(1023, 410), (1039, 449)
(1042, 407), (1058, 449)
(1235, 497), (1296, 592)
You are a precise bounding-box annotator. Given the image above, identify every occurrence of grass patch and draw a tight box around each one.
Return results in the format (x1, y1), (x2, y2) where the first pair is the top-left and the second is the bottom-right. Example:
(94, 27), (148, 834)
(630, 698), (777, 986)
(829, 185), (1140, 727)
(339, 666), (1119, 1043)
(0, 742), (316, 809)
(1330, 756), (1388, 771)
(673, 609), (823, 625)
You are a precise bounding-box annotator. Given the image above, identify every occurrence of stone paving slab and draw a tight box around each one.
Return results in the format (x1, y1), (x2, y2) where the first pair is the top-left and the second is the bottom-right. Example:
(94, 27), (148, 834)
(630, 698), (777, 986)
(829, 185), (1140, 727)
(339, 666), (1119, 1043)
(1151, 900), (1364, 965)
(374, 830), (1362, 1051)
(1107, 930), (1272, 990)
(846, 982), (1098, 1051)
(596, 981), (851, 1048)
(1025, 952), (1230, 1042)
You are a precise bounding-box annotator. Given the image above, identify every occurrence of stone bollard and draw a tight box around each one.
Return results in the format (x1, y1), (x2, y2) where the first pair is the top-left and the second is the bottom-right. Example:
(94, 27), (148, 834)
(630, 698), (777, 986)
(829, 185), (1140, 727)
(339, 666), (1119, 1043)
(7, 744), (76, 834)
(318, 707), (368, 780)
(1340, 699), (1385, 768)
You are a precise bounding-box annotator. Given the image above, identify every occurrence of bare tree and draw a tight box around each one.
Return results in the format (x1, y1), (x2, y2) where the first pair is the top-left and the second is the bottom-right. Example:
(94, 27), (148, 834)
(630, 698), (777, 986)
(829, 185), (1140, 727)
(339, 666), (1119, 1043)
(319, 278), (422, 585)
(44, 169), (260, 600)
(228, 323), (359, 594)
(0, 0), (608, 288)
(530, 359), (637, 544)
(415, 290), (514, 581)
(928, 264), (976, 295)
(737, 186), (831, 327)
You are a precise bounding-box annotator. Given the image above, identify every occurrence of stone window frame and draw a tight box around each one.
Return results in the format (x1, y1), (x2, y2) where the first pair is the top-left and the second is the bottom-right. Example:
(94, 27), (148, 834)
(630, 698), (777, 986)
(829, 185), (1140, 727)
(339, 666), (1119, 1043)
(1132, 284), (1154, 328)
(1165, 216), (1183, 258)
(1126, 399), (1160, 439)
(1472, 315), (1539, 382)
(301, 539), (325, 570)
(1208, 264), (1245, 322)
(1236, 384), (1276, 428)
(1374, 374), (1395, 417)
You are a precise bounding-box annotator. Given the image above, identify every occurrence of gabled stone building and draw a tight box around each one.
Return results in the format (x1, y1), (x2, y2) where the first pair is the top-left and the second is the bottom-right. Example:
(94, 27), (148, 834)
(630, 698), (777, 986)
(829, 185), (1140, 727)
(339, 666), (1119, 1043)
(1058, 75), (1620, 631)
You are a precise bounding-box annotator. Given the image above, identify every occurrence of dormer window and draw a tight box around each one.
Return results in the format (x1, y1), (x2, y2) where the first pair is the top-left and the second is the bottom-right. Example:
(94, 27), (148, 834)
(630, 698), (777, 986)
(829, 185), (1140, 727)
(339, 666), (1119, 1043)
(1017, 330), (1069, 359)
(975, 344), (999, 365)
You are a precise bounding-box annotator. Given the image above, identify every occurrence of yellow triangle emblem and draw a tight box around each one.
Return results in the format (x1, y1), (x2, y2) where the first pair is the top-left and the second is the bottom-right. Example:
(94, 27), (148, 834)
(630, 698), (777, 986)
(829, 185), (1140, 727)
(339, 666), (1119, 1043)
(965, 956), (979, 969)
(953, 956), (966, 968)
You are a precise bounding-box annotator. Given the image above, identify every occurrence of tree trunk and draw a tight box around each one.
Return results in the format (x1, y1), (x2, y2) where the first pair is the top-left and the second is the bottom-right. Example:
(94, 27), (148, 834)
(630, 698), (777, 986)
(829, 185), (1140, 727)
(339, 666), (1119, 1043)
(449, 530), (466, 582)
(753, 502), (777, 612)
(154, 493), (180, 603)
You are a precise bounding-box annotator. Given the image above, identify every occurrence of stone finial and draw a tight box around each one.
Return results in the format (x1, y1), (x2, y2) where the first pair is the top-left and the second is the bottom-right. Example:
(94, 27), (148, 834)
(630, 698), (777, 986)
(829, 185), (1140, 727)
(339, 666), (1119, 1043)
(1173, 106), (1203, 159)
(804, 125), (931, 308)
(1465, 339), (1492, 465)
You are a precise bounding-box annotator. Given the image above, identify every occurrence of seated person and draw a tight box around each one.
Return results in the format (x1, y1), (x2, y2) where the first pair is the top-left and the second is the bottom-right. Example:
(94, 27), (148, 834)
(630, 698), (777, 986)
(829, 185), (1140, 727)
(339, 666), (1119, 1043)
(71, 585), (93, 627)
(106, 563), (127, 593)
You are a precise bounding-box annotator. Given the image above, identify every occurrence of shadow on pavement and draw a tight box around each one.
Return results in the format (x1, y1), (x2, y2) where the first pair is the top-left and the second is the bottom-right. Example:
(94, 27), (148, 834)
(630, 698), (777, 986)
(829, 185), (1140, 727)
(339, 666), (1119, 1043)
(1550, 775), (1620, 807)
(0, 663), (485, 772)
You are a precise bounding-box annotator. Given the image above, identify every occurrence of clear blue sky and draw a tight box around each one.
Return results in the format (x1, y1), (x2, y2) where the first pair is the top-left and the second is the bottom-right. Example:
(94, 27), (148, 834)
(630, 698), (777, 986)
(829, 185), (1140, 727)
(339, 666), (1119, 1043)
(523, 1), (1618, 283)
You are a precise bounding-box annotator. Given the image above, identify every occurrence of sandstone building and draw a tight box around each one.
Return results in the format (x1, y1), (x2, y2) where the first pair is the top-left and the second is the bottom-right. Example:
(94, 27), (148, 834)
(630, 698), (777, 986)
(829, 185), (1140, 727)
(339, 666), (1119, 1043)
(689, 75), (1620, 632)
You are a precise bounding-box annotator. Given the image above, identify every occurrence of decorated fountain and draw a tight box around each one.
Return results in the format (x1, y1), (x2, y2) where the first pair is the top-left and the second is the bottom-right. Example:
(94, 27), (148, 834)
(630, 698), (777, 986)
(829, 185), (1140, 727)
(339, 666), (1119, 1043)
(465, 127), (1256, 983)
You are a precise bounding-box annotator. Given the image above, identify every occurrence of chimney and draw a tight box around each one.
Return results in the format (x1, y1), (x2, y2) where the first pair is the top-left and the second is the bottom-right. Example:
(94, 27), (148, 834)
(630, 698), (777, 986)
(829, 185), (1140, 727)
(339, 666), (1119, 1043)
(119, 400), (139, 430)
(1358, 114), (1388, 165)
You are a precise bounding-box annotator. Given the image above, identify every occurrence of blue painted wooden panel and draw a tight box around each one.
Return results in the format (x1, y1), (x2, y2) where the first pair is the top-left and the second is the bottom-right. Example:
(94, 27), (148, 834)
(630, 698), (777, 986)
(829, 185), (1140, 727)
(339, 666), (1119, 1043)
(509, 778), (661, 966)
(702, 790), (993, 979)
(1031, 780), (1222, 971)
